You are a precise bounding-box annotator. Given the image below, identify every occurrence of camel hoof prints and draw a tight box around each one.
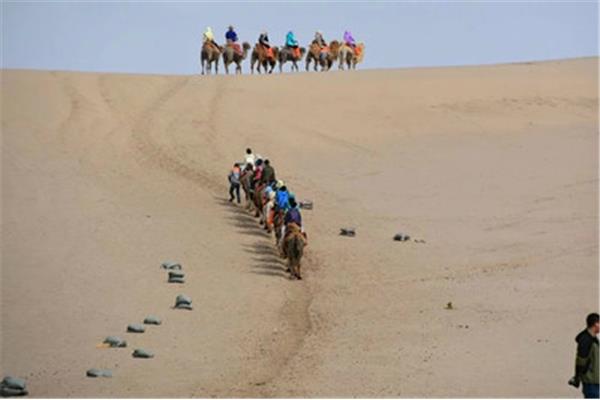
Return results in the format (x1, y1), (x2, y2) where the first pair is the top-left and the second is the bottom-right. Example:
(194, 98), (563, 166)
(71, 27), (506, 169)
(161, 261), (182, 270)
(340, 228), (356, 237)
(127, 324), (146, 333)
(86, 369), (112, 378)
(132, 349), (154, 359)
(1, 377), (28, 397)
(103, 336), (127, 348)
(143, 315), (162, 325)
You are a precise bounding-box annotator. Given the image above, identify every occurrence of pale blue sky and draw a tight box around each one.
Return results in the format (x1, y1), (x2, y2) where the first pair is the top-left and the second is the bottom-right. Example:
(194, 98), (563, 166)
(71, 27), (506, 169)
(1, 1), (598, 74)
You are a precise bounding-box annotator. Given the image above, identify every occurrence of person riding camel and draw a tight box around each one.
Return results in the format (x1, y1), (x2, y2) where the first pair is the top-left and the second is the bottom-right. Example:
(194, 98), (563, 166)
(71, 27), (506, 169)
(313, 30), (327, 48)
(263, 190), (277, 233)
(244, 148), (256, 168)
(260, 159), (276, 186)
(275, 184), (290, 212)
(286, 30), (301, 59)
(343, 30), (356, 48)
(258, 31), (270, 48)
(225, 25), (242, 55)
(258, 30), (274, 59)
(203, 26), (220, 51)
(344, 30), (359, 55)
(252, 159), (264, 190)
(281, 197), (307, 258)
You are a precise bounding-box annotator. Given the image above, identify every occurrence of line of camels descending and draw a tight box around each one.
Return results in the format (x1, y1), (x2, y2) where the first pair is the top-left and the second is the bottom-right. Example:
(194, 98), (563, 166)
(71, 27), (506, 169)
(201, 40), (365, 75)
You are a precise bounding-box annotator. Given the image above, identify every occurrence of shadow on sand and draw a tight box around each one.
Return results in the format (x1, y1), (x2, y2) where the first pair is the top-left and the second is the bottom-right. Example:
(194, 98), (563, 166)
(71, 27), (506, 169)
(215, 196), (289, 279)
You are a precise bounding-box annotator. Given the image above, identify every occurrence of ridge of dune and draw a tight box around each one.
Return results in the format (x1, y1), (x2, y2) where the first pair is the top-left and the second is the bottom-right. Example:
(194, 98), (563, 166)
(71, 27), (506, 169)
(1, 57), (598, 397)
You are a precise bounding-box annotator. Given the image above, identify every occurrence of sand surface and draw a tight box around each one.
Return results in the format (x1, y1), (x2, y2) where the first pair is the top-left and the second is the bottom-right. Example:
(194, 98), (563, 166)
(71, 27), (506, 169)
(1, 58), (598, 397)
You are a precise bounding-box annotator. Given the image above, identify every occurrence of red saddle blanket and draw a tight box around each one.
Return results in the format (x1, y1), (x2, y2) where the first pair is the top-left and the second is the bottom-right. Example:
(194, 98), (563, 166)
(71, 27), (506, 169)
(228, 43), (242, 56)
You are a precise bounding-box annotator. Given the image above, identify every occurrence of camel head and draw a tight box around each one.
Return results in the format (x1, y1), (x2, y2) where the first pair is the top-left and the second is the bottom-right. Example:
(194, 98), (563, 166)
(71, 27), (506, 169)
(356, 43), (365, 63)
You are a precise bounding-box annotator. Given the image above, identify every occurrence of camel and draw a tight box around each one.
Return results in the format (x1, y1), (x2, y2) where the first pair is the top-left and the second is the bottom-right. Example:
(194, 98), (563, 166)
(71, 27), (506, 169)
(222, 42), (251, 74)
(321, 40), (341, 71)
(253, 183), (267, 220)
(338, 43), (365, 70)
(283, 223), (305, 279)
(305, 43), (324, 72)
(250, 44), (278, 74)
(306, 41), (341, 72)
(278, 46), (306, 73)
(201, 42), (222, 75)
(273, 209), (285, 246)
(240, 168), (254, 210)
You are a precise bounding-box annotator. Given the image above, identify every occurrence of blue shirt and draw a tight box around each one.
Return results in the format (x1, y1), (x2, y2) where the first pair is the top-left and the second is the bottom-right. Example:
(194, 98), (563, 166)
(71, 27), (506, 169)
(276, 190), (290, 210)
(225, 30), (238, 42)
(286, 32), (298, 47)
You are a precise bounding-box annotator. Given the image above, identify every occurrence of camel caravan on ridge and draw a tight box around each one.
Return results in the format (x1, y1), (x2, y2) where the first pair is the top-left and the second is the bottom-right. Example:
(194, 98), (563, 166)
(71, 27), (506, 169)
(201, 26), (365, 75)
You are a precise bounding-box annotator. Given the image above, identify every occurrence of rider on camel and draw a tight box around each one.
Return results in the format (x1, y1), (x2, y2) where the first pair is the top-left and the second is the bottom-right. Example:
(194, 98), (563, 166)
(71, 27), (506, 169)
(260, 159), (276, 186)
(244, 148), (256, 167)
(225, 25), (238, 43)
(281, 197), (307, 258)
(203, 26), (220, 50)
(225, 25), (241, 55)
(313, 30), (327, 48)
(284, 197), (302, 229)
(252, 158), (264, 190)
(258, 31), (270, 48)
(275, 184), (290, 212)
(286, 31), (300, 58)
(343, 30), (356, 50)
(258, 30), (274, 60)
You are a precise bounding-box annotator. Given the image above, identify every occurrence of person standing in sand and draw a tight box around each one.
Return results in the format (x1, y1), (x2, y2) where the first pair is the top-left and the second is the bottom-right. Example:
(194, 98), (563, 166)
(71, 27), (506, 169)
(570, 313), (599, 398)
(228, 163), (241, 203)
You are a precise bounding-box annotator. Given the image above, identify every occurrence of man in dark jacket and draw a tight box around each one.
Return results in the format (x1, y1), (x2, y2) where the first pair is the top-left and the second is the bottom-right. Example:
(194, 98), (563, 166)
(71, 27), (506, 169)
(570, 313), (599, 398)
(261, 159), (276, 186)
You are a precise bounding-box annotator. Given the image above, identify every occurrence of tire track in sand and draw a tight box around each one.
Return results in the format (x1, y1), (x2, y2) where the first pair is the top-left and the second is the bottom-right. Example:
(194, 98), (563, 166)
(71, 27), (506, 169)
(130, 76), (222, 192)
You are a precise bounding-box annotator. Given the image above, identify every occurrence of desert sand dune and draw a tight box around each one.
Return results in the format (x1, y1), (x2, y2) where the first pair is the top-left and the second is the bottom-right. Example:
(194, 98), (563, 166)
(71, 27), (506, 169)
(1, 58), (598, 397)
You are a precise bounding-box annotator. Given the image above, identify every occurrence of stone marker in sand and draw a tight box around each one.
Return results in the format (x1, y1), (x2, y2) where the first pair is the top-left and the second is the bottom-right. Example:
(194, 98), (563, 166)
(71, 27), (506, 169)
(340, 228), (356, 237)
(1, 376), (28, 397)
(299, 200), (313, 210)
(132, 349), (154, 358)
(161, 261), (182, 270)
(168, 271), (185, 284)
(393, 233), (411, 242)
(174, 294), (193, 310)
(103, 336), (127, 348)
(86, 369), (112, 378)
(127, 324), (146, 333)
(143, 315), (162, 325)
